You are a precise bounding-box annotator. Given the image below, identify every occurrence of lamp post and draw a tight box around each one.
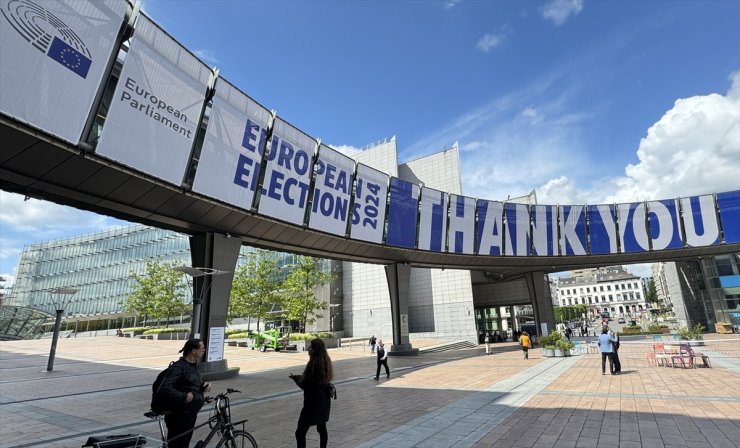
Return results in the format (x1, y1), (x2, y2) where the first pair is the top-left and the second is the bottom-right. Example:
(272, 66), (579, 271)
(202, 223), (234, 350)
(174, 266), (228, 340)
(47, 287), (79, 372)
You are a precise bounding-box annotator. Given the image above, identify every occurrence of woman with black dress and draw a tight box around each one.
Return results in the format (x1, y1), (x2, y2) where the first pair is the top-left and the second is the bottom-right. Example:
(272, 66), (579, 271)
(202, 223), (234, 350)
(290, 338), (334, 448)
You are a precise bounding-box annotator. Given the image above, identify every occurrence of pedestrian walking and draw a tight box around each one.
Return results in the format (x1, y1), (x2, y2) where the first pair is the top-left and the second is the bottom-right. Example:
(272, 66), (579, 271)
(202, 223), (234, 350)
(374, 339), (390, 380)
(484, 331), (491, 355)
(369, 334), (377, 355)
(290, 338), (333, 448)
(565, 327), (572, 341)
(520, 331), (532, 359)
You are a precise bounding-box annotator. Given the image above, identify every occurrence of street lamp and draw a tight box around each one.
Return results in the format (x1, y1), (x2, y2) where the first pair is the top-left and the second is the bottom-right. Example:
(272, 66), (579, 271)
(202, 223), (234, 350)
(46, 287), (79, 371)
(174, 266), (228, 339)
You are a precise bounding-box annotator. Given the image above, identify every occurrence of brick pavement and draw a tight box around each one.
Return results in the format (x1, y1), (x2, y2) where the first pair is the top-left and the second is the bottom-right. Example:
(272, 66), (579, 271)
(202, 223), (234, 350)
(0, 334), (738, 448)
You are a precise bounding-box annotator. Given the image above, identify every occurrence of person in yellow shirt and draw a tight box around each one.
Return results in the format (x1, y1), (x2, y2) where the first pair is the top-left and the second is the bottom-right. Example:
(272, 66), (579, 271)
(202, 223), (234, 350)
(520, 331), (533, 359)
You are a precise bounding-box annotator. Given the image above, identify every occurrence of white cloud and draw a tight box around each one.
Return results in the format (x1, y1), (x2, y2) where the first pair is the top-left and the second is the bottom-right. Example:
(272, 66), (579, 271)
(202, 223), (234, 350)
(445, 0), (463, 9)
(475, 34), (504, 53)
(521, 107), (542, 124)
(540, 0), (584, 26)
(624, 263), (652, 279)
(602, 70), (740, 203)
(0, 191), (112, 234)
(194, 49), (219, 65)
(328, 144), (363, 157)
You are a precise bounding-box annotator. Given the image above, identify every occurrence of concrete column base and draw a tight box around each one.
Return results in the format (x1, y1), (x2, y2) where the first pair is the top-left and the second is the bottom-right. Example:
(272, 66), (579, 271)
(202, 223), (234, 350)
(198, 359), (240, 381)
(389, 343), (419, 356)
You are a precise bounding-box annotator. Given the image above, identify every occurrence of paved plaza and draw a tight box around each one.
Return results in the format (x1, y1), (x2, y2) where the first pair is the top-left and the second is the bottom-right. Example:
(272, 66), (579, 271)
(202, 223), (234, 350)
(1, 334), (739, 448)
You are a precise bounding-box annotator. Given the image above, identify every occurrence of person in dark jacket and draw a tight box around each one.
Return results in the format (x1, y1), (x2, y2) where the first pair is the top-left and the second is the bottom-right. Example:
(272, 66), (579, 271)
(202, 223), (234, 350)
(374, 339), (390, 379)
(290, 338), (333, 448)
(157, 339), (211, 448)
(611, 332), (622, 374)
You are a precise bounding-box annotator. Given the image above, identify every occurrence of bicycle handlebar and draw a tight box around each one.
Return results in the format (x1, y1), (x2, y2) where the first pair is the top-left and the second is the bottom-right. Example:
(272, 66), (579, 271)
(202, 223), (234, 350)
(204, 388), (241, 403)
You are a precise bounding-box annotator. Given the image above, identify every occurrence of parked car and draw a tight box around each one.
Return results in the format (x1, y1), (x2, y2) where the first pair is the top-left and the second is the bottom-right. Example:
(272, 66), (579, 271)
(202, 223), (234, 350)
(617, 318), (626, 324)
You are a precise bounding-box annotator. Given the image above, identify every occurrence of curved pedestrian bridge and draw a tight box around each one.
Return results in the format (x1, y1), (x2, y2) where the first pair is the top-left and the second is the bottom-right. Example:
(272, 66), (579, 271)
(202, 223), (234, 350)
(1, 1), (738, 278)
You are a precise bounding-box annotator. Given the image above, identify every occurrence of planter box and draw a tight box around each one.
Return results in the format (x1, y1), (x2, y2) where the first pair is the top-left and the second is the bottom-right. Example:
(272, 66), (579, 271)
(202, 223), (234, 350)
(543, 348), (555, 357)
(554, 348), (565, 357)
(715, 323), (734, 334)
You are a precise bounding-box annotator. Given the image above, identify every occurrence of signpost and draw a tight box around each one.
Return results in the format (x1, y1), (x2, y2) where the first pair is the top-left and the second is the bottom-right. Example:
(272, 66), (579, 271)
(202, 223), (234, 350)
(47, 287), (79, 372)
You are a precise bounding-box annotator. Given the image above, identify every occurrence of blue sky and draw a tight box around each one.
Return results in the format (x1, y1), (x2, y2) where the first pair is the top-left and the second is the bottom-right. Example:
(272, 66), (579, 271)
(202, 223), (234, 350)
(1, 0), (739, 286)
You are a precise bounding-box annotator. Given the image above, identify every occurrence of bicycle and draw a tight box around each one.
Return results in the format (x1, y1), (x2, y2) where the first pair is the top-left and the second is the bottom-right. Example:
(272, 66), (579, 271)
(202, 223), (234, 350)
(149, 388), (257, 448)
(83, 389), (257, 448)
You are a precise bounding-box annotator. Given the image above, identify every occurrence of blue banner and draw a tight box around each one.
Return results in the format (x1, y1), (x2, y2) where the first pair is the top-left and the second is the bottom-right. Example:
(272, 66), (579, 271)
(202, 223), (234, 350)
(448, 195), (476, 254)
(386, 177), (420, 248)
(531, 205), (557, 256)
(647, 199), (683, 250)
(587, 204), (617, 254)
(476, 200), (504, 256)
(418, 187), (448, 252)
(718, 190), (740, 244)
(559, 205), (586, 255)
(504, 203), (530, 256)
(617, 202), (649, 253)
(681, 195), (720, 247)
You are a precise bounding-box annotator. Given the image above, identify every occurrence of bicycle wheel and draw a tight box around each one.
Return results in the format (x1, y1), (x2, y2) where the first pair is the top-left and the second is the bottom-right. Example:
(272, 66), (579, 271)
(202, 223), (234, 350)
(215, 430), (257, 448)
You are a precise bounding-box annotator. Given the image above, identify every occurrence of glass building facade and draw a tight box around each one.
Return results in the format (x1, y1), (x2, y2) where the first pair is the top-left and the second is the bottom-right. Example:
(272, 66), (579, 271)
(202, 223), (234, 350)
(8, 226), (190, 317)
(702, 253), (740, 328)
(5, 224), (335, 335)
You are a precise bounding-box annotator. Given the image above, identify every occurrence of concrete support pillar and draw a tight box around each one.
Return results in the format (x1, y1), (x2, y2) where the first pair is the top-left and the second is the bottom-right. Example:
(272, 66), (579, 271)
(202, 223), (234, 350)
(524, 271), (556, 338)
(384, 263), (418, 355)
(189, 232), (242, 380)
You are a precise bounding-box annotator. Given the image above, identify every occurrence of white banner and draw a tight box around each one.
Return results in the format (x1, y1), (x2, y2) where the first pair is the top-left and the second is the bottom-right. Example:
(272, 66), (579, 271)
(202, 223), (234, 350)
(96, 15), (211, 186)
(257, 117), (316, 225)
(192, 79), (271, 211)
(308, 144), (355, 236)
(0, 0), (127, 144)
(350, 164), (388, 243)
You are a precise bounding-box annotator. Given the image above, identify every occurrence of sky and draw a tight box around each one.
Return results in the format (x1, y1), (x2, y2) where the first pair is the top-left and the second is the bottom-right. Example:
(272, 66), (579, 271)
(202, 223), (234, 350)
(1, 0), (739, 287)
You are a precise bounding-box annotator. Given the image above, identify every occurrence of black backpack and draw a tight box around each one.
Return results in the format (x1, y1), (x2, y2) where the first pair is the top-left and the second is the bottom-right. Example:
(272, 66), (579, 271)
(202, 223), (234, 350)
(151, 361), (175, 412)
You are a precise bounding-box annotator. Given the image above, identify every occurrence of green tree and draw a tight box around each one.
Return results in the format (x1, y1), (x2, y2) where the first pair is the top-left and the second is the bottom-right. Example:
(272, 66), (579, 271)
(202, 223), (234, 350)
(645, 279), (658, 305)
(122, 259), (189, 327)
(283, 256), (332, 332)
(228, 251), (284, 331)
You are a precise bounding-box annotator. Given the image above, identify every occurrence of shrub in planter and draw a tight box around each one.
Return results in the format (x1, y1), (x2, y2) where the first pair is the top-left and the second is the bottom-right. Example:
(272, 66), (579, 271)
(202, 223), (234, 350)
(679, 323), (705, 345)
(620, 326), (642, 335)
(647, 324), (669, 334)
(556, 339), (574, 357)
(226, 332), (249, 339)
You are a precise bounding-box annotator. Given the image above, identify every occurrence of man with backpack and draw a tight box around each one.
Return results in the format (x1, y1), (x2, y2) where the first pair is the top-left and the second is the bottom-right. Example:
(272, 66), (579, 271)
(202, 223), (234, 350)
(152, 339), (212, 448)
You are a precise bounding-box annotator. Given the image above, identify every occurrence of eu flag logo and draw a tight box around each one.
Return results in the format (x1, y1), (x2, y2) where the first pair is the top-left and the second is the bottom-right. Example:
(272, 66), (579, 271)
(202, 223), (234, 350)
(46, 36), (92, 79)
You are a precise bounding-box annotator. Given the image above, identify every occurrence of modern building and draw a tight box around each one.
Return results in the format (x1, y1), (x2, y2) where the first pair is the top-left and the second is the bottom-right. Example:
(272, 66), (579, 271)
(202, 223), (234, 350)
(554, 266), (648, 320)
(651, 254), (740, 330)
